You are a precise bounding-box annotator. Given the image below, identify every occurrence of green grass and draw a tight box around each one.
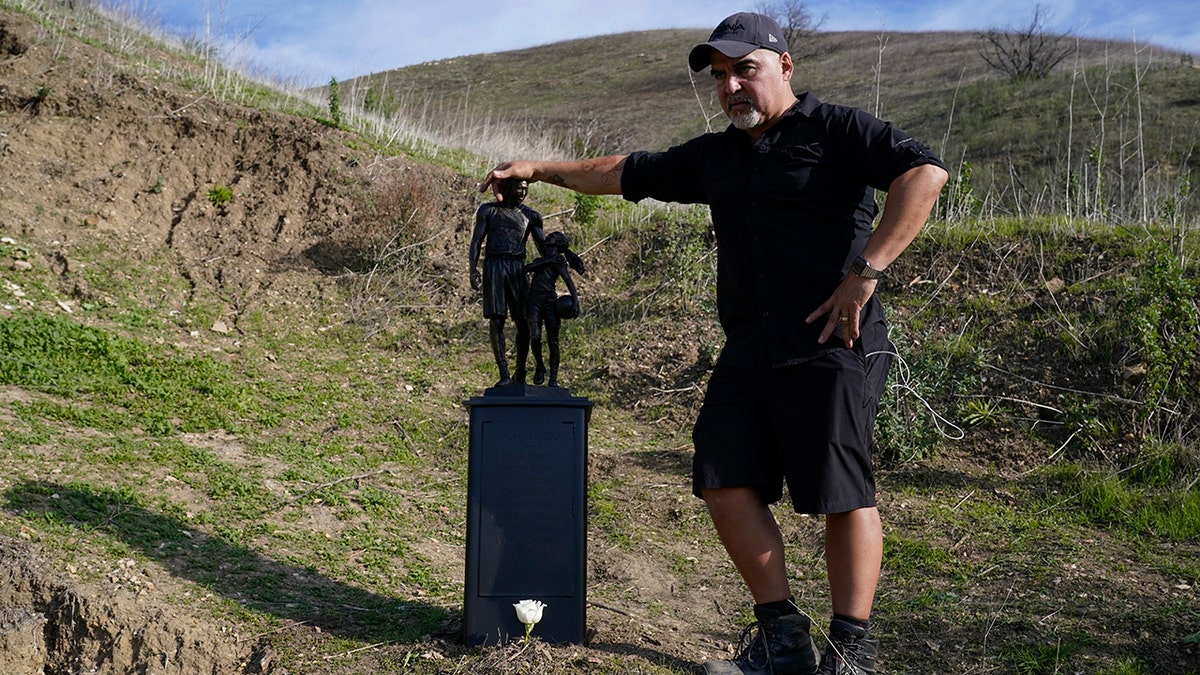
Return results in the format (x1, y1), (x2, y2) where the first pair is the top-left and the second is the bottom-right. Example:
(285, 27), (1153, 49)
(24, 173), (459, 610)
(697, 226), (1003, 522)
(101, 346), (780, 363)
(0, 312), (263, 434)
(999, 637), (1082, 674)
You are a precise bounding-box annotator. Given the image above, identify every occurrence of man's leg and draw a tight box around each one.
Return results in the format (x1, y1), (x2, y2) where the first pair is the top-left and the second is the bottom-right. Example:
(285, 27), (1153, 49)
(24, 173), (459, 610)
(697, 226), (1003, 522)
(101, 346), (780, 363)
(816, 507), (882, 674)
(824, 507), (882, 620)
(703, 487), (791, 604)
(701, 487), (819, 674)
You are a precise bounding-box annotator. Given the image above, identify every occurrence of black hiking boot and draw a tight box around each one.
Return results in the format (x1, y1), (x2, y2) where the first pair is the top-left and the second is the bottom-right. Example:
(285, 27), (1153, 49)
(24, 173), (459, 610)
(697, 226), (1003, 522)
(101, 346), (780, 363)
(701, 613), (819, 674)
(816, 619), (879, 675)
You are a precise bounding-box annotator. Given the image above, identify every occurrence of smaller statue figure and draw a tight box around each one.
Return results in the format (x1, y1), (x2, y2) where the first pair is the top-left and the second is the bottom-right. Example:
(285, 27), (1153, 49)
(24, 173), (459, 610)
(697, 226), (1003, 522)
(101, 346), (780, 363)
(469, 179), (546, 387)
(524, 231), (584, 388)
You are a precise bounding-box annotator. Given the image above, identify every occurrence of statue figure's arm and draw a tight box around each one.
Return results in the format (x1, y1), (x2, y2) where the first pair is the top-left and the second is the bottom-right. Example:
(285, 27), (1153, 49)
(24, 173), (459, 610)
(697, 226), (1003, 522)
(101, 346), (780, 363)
(468, 205), (490, 290)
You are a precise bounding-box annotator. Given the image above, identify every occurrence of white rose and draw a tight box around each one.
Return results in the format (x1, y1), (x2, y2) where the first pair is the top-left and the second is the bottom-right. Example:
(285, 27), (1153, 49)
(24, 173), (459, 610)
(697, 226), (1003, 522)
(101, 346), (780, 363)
(513, 599), (546, 626)
(512, 599), (547, 642)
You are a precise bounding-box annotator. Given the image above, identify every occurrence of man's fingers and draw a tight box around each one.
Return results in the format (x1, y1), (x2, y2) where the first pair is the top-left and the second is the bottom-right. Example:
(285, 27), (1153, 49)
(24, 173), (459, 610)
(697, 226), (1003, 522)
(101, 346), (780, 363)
(816, 310), (859, 347)
(480, 164), (513, 197)
(479, 173), (504, 199)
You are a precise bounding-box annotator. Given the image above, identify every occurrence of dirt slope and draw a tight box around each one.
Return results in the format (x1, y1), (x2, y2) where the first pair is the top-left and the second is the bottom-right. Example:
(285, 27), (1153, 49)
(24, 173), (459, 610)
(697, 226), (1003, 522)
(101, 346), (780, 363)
(0, 9), (466, 673)
(1, 9), (474, 324)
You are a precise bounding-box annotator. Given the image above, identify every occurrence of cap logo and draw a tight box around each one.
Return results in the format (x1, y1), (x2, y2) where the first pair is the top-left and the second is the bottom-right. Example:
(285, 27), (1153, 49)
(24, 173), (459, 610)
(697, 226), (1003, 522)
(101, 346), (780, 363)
(721, 20), (745, 33)
(769, 34), (778, 43)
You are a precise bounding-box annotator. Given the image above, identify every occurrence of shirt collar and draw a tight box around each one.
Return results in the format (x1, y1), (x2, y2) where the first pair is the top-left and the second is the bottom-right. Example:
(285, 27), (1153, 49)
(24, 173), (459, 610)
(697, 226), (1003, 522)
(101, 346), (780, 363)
(723, 92), (818, 142)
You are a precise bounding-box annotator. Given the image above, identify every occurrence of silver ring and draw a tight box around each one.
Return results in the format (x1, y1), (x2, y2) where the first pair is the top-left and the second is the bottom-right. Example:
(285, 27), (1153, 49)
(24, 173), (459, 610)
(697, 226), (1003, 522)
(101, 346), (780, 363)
(839, 316), (849, 323)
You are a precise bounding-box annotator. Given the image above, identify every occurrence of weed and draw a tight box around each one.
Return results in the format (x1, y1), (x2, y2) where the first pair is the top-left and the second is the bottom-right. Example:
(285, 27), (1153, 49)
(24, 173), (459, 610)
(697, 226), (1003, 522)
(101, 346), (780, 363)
(572, 192), (601, 228)
(0, 236), (31, 261)
(206, 184), (233, 208)
(23, 84), (51, 112)
(626, 207), (717, 315)
(1096, 658), (1152, 675)
(960, 397), (1007, 428)
(327, 77), (343, 127)
(874, 331), (965, 464)
(1112, 244), (1199, 430)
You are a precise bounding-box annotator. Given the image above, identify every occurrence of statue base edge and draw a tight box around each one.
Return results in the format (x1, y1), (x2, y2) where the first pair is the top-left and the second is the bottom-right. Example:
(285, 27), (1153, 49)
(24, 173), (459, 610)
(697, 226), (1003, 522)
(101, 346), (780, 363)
(482, 383), (572, 398)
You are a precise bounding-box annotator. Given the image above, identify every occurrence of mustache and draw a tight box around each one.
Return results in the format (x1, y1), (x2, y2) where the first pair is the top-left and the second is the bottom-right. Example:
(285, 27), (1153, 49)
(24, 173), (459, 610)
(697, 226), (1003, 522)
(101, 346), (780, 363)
(727, 94), (754, 106)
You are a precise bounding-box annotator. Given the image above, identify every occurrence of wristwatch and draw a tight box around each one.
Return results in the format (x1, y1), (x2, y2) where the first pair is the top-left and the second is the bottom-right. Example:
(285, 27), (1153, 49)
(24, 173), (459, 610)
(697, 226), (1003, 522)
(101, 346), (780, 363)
(850, 255), (885, 279)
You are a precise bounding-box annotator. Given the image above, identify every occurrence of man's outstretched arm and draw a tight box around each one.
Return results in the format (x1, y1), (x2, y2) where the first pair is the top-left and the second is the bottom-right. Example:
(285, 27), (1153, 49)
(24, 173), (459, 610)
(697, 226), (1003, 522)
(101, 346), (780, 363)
(481, 156), (628, 201)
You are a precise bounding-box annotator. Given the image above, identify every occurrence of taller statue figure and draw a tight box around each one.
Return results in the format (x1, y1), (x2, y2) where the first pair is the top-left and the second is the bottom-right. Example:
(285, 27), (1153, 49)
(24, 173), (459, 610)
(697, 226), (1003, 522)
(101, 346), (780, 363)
(469, 178), (546, 387)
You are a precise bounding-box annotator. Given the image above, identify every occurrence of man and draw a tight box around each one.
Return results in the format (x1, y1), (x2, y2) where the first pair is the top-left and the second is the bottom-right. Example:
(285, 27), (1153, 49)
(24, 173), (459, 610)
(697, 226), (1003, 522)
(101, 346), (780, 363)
(469, 178), (546, 387)
(481, 12), (948, 674)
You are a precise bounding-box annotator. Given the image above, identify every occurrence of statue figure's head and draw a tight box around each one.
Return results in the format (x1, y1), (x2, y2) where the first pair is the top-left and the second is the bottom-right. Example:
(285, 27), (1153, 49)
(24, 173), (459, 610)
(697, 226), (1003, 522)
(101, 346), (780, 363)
(545, 231), (569, 252)
(500, 178), (529, 205)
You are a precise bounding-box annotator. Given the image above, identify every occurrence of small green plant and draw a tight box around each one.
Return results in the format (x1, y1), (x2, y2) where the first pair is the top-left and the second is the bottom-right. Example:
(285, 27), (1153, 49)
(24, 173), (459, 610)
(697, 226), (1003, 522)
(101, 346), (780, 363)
(939, 160), (981, 221)
(588, 480), (631, 547)
(573, 192), (601, 229)
(1096, 657), (1151, 675)
(328, 76), (343, 126)
(1103, 243), (1200, 437)
(1055, 392), (1118, 455)
(960, 397), (1005, 428)
(0, 235), (30, 261)
(206, 184), (233, 208)
(23, 84), (52, 113)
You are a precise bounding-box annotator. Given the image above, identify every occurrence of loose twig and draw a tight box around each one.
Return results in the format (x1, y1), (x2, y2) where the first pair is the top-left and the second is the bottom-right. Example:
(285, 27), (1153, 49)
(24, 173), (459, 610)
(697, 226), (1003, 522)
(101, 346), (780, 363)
(322, 641), (390, 660)
(267, 469), (397, 513)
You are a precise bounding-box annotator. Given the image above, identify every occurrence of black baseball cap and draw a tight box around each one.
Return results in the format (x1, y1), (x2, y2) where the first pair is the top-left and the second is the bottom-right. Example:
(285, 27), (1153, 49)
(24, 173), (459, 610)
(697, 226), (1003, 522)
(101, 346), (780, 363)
(689, 12), (789, 72)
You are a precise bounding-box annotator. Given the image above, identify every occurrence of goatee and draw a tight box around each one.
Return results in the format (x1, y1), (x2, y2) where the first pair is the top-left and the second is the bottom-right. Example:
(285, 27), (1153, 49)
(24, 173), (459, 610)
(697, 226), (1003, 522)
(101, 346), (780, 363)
(727, 95), (762, 130)
(731, 109), (763, 129)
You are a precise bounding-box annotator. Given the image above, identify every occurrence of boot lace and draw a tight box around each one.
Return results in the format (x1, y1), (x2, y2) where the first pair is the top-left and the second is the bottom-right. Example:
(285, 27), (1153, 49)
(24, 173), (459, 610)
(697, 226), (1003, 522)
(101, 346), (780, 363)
(732, 621), (771, 669)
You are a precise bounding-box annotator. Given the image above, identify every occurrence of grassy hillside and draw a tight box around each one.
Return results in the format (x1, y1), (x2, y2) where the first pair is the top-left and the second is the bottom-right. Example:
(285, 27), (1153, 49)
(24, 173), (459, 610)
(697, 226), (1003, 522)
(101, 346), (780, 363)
(1, 2), (1199, 674)
(349, 29), (1200, 223)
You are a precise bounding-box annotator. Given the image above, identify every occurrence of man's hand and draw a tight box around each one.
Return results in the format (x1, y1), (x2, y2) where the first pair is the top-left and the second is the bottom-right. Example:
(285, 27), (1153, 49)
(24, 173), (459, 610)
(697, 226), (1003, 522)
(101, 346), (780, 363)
(806, 275), (878, 348)
(480, 161), (537, 201)
(470, 269), (482, 291)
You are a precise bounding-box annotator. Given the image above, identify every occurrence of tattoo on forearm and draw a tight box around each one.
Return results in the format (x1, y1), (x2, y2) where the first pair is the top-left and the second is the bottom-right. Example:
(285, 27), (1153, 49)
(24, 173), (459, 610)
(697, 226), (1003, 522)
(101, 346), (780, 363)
(546, 174), (568, 188)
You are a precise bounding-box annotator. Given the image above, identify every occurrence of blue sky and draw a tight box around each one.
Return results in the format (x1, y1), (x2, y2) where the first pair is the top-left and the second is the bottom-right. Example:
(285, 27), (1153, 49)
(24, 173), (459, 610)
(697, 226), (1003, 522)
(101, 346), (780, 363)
(115, 0), (1199, 86)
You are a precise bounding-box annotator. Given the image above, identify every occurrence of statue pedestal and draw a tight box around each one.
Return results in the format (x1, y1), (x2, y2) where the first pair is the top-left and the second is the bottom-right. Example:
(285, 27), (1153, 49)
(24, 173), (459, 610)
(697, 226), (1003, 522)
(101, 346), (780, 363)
(462, 387), (592, 646)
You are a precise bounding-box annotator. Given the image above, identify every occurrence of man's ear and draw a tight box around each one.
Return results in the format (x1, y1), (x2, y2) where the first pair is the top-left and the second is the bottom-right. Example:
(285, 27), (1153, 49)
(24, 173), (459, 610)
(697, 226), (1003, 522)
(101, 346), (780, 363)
(780, 51), (794, 82)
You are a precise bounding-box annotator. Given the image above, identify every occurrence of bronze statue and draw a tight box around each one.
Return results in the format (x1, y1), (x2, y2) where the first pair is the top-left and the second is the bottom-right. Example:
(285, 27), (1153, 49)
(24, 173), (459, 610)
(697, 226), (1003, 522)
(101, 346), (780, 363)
(469, 179), (546, 387)
(524, 231), (584, 387)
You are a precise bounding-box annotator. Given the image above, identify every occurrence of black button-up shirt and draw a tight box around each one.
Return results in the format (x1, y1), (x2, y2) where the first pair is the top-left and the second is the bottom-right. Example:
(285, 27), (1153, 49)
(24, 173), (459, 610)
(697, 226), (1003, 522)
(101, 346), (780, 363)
(621, 92), (946, 368)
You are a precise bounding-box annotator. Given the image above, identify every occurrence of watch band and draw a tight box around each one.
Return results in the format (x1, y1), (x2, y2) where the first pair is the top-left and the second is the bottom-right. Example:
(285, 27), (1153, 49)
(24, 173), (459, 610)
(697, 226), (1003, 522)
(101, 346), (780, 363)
(850, 255), (884, 279)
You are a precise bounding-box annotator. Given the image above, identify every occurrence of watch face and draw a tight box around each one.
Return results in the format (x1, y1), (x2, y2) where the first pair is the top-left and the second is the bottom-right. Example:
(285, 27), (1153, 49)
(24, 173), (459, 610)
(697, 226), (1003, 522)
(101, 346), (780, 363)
(853, 256), (880, 278)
